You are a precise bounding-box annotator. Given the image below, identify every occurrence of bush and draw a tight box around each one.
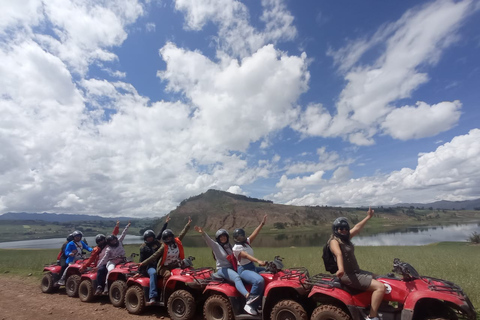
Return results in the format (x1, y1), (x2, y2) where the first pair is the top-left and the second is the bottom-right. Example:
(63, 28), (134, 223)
(468, 232), (480, 244)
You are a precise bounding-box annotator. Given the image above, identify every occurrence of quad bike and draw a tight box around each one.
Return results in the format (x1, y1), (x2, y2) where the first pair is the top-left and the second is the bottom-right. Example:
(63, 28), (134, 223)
(307, 258), (476, 320)
(124, 256), (214, 320)
(202, 256), (311, 320)
(77, 253), (139, 307)
(41, 257), (88, 297)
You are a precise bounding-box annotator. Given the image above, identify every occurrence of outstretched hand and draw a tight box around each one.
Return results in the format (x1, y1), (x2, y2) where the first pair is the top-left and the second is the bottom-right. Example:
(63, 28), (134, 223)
(261, 214), (267, 225)
(194, 226), (203, 234)
(367, 207), (374, 218)
(165, 215), (171, 223)
(116, 220), (120, 226)
(187, 216), (192, 225)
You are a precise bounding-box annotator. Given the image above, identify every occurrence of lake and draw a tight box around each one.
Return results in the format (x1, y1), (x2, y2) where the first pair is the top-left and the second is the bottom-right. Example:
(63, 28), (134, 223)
(0, 223), (479, 249)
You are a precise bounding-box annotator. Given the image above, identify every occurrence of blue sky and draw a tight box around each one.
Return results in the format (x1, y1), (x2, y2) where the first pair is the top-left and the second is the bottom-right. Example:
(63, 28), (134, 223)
(1, 0), (479, 217)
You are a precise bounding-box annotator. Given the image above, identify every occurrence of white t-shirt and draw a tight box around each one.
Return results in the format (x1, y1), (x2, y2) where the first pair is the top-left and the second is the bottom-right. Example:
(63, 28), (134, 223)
(232, 238), (254, 266)
(164, 244), (180, 265)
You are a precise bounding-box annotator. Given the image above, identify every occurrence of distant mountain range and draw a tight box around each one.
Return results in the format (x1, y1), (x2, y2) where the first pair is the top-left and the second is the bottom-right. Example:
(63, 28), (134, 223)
(392, 198), (480, 210)
(0, 212), (136, 222)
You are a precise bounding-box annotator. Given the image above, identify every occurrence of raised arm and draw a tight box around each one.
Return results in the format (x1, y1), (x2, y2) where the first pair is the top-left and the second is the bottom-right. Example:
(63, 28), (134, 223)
(112, 221), (120, 236)
(349, 207), (374, 238)
(118, 221), (131, 242)
(178, 216), (192, 241)
(194, 226), (216, 249)
(248, 215), (266, 244)
(157, 215), (171, 239)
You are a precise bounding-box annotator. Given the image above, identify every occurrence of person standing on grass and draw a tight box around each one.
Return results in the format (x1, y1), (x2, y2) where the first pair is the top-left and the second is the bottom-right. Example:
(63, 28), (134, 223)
(232, 215), (268, 316)
(138, 215), (171, 305)
(57, 230), (93, 286)
(139, 217), (192, 305)
(328, 208), (385, 320)
(194, 226), (254, 313)
(94, 221), (131, 295)
(79, 221), (120, 273)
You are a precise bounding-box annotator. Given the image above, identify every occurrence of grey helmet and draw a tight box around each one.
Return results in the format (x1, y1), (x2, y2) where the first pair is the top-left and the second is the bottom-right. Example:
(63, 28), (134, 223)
(215, 229), (229, 244)
(71, 230), (83, 240)
(332, 217), (350, 242)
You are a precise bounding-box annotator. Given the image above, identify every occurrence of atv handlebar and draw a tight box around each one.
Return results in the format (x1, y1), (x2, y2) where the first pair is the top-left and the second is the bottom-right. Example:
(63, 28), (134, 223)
(392, 258), (420, 281)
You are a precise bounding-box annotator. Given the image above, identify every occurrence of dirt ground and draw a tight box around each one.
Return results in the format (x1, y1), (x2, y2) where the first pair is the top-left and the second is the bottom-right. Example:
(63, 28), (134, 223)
(0, 275), (174, 320)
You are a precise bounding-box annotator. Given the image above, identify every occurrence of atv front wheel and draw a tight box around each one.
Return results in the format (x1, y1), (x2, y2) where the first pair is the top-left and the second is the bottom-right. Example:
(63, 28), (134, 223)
(40, 273), (57, 293)
(78, 280), (94, 302)
(167, 289), (196, 320)
(271, 299), (308, 320)
(203, 294), (234, 320)
(65, 274), (81, 297)
(311, 305), (351, 320)
(125, 285), (146, 315)
(109, 280), (127, 307)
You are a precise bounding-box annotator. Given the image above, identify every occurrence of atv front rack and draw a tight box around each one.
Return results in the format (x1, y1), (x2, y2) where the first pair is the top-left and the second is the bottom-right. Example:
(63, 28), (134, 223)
(280, 267), (311, 290)
(421, 276), (466, 296)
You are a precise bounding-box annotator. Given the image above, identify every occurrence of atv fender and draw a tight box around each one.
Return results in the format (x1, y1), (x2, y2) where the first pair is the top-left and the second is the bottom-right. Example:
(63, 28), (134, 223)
(308, 287), (355, 306)
(404, 291), (469, 310)
(43, 265), (62, 273)
(204, 283), (242, 297)
(264, 281), (308, 297)
(127, 276), (149, 288)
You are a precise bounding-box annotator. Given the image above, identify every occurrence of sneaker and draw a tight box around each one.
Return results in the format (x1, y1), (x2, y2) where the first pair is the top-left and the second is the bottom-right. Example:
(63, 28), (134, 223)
(56, 279), (65, 286)
(244, 304), (258, 316)
(146, 298), (156, 306)
(246, 294), (260, 305)
(94, 286), (103, 296)
(365, 317), (379, 320)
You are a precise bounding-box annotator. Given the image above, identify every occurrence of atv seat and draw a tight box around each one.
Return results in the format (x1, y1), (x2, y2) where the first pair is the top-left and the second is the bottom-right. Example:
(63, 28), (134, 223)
(331, 277), (365, 296)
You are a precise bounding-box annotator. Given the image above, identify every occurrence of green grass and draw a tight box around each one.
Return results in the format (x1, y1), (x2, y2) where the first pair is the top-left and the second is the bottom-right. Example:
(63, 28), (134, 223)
(1, 243), (479, 311)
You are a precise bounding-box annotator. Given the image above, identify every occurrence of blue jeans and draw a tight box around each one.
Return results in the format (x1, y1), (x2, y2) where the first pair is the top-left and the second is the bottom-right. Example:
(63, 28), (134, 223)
(237, 262), (265, 299)
(216, 267), (248, 297)
(148, 267), (158, 299)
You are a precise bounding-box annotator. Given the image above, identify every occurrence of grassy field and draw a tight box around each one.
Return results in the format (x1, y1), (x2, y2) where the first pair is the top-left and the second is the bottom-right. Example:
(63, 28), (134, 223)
(1, 242), (479, 312)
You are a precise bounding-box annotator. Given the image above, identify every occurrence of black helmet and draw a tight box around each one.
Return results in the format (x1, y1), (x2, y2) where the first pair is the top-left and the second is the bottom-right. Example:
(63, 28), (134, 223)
(161, 229), (175, 244)
(66, 234), (74, 242)
(95, 234), (106, 245)
(233, 228), (246, 244)
(332, 217), (350, 242)
(106, 235), (119, 247)
(72, 230), (83, 240)
(215, 229), (229, 244)
(143, 230), (156, 242)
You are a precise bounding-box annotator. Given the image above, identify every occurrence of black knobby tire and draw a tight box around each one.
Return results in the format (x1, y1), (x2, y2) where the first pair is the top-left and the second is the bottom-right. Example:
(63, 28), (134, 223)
(311, 305), (351, 320)
(167, 289), (196, 320)
(109, 280), (127, 307)
(271, 299), (308, 320)
(40, 273), (57, 293)
(203, 294), (234, 320)
(65, 274), (81, 297)
(125, 285), (146, 315)
(79, 280), (94, 302)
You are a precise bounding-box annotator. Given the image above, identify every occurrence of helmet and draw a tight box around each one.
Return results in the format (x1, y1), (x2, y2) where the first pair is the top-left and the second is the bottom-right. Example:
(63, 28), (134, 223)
(95, 234), (106, 245)
(215, 229), (229, 244)
(233, 228), (246, 244)
(66, 234), (74, 242)
(161, 229), (175, 244)
(71, 230), (83, 240)
(143, 230), (156, 242)
(332, 217), (350, 242)
(106, 235), (119, 247)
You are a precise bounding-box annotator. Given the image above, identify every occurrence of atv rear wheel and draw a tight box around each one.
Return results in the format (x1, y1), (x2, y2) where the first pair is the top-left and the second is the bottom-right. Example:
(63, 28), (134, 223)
(271, 299), (308, 320)
(167, 289), (196, 320)
(40, 273), (57, 293)
(203, 294), (234, 320)
(65, 274), (81, 297)
(125, 285), (146, 315)
(79, 280), (94, 302)
(311, 305), (351, 320)
(109, 280), (127, 307)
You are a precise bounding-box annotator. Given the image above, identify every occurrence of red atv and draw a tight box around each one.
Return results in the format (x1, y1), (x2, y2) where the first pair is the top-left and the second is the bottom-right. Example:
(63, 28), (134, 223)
(308, 258), (476, 320)
(124, 256), (214, 320)
(77, 253), (139, 307)
(41, 258), (88, 297)
(202, 256), (311, 320)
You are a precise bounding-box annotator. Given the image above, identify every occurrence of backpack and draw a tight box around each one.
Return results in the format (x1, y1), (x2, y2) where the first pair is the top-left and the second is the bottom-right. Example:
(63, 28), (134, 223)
(322, 242), (338, 274)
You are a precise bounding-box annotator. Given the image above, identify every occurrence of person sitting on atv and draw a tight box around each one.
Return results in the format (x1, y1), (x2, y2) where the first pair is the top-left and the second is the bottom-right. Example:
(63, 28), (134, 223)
(79, 221), (121, 273)
(328, 208), (385, 320)
(194, 226), (254, 312)
(138, 215), (170, 306)
(232, 215), (268, 315)
(57, 230), (93, 285)
(94, 221), (131, 295)
(139, 217), (192, 304)
(57, 233), (74, 275)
